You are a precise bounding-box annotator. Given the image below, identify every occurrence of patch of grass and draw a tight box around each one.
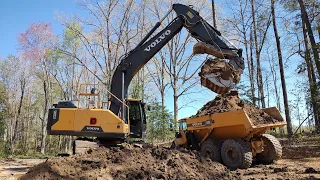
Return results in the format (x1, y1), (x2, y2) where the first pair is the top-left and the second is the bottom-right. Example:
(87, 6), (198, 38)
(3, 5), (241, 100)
(0, 152), (9, 158)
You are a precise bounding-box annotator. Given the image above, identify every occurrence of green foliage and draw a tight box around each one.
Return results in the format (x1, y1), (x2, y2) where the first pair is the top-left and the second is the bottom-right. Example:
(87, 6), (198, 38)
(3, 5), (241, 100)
(146, 102), (174, 143)
(0, 141), (10, 157)
(62, 21), (82, 48)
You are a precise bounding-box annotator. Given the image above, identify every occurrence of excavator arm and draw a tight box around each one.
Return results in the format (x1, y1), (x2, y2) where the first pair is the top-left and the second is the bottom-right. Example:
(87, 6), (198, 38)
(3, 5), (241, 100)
(109, 3), (245, 116)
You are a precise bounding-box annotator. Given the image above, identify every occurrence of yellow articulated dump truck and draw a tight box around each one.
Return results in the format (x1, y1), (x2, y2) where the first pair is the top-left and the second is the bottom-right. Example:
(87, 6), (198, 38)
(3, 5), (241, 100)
(172, 107), (286, 170)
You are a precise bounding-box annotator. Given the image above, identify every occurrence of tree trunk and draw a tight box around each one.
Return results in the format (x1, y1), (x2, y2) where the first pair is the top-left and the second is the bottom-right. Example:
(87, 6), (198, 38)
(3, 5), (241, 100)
(269, 59), (281, 111)
(271, 0), (292, 136)
(241, 2), (255, 105)
(68, 136), (73, 153)
(212, 0), (217, 28)
(173, 87), (178, 130)
(161, 59), (165, 138)
(10, 78), (26, 154)
(251, 0), (265, 108)
(302, 17), (320, 131)
(58, 135), (62, 151)
(298, 0), (320, 78)
(249, 27), (256, 105)
(40, 80), (48, 154)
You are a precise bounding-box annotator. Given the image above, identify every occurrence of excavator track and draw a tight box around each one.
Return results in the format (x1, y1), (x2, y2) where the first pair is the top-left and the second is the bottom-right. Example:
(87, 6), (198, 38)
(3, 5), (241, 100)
(72, 138), (151, 155)
(73, 138), (124, 155)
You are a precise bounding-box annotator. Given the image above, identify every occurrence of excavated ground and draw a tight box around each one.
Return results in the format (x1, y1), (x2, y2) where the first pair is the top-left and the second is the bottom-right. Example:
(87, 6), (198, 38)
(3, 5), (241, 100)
(19, 145), (237, 180)
(192, 92), (283, 125)
(16, 136), (320, 180)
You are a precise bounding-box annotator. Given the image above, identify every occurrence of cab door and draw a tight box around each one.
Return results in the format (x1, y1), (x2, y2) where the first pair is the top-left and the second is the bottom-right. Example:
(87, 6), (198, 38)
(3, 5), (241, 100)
(127, 100), (146, 138)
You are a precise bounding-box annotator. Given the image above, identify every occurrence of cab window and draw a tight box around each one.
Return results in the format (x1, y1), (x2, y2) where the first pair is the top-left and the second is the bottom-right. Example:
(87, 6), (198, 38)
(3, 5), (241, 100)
(129, 102), (141, 126)
(179, 121), (187, 130)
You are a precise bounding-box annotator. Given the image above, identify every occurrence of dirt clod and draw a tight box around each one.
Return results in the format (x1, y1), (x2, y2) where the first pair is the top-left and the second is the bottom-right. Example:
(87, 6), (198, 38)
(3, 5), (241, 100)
(305, 167), (318, 174)
(192, 92), (283, 125)
(274, 167), (289, 173)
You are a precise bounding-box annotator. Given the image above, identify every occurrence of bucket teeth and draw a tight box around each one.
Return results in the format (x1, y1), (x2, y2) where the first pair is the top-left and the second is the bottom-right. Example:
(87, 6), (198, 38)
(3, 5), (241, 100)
(200, 76), (230, 94)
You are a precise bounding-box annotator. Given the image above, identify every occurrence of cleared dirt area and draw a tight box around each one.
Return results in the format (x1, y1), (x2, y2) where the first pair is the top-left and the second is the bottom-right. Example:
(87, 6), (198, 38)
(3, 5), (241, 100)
(1, 136), (319, 180)
(0, 158), (45, 180)
(234, 136), (320, 179)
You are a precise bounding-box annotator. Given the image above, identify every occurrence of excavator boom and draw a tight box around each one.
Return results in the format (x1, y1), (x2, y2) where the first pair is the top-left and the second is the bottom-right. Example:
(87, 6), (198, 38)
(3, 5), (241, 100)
(110, 3), (245, 116)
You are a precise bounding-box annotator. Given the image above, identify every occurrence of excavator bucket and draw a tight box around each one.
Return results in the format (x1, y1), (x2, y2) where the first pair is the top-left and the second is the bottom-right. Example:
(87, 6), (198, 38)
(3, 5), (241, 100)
(199, 58), (240, 94)
(194, 42), (242, 94)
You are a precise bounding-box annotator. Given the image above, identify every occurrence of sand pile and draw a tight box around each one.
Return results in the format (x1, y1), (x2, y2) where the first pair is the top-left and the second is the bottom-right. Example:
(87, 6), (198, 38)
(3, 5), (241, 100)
(20, 145), (238, 180)
(192, 92), (283, 125)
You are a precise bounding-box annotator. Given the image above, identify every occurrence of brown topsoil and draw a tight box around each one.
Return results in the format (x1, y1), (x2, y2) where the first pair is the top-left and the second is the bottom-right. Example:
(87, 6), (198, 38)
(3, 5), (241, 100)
(192, 92), (283, 126)
(16, 136), (320, 180)
(19, 145), (238, 180)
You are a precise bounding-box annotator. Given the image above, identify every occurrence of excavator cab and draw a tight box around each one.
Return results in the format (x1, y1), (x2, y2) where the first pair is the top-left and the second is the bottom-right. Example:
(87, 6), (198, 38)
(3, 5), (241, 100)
(126, 99), (147, 138)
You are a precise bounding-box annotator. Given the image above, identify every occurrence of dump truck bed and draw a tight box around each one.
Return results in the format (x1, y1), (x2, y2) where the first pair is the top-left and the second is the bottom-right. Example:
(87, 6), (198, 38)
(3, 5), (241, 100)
(184, 107), (286, 140)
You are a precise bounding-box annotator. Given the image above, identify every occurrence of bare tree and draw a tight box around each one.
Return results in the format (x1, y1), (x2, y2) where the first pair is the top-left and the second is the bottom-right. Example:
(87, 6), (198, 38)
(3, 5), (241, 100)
(250, 0), (272, 108)
(271, 0), (293, 136)
(224, 0), (256, 105)
(18, 22), (57, 153)
(298, 0), (320, 78)
(56, 0), (146, 92)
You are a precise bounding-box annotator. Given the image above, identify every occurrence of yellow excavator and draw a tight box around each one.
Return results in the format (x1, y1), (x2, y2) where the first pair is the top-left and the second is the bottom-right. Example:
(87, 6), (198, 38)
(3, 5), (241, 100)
(47, 4), (244, 151)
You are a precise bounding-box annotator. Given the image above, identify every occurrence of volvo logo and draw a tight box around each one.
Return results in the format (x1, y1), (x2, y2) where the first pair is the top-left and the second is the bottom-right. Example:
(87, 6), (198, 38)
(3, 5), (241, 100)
(86, 127), (100, 131)
(82, 126), (103, 132)
(192, 122), (202, 127)
(53, 110), (57, 119)
(144, 30), (171, 52)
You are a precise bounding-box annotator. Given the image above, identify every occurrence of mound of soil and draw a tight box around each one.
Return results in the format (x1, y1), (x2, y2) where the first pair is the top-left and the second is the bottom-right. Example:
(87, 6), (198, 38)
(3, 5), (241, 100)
(192, 92), (283, 125)
(20, 146), (237, 180)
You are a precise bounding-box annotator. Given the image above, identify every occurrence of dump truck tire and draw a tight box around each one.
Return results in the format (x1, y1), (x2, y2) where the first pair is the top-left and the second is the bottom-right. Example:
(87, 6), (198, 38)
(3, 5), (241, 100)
(256, 134), (282, 164)
(221, 139), (252, 169)
(200, 139), (221, 162)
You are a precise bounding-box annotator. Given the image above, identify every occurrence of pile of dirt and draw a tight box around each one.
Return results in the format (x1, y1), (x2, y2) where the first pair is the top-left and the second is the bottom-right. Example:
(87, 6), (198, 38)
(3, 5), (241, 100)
(192, 92), (283, 125)
(20, 145), (238, 180)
